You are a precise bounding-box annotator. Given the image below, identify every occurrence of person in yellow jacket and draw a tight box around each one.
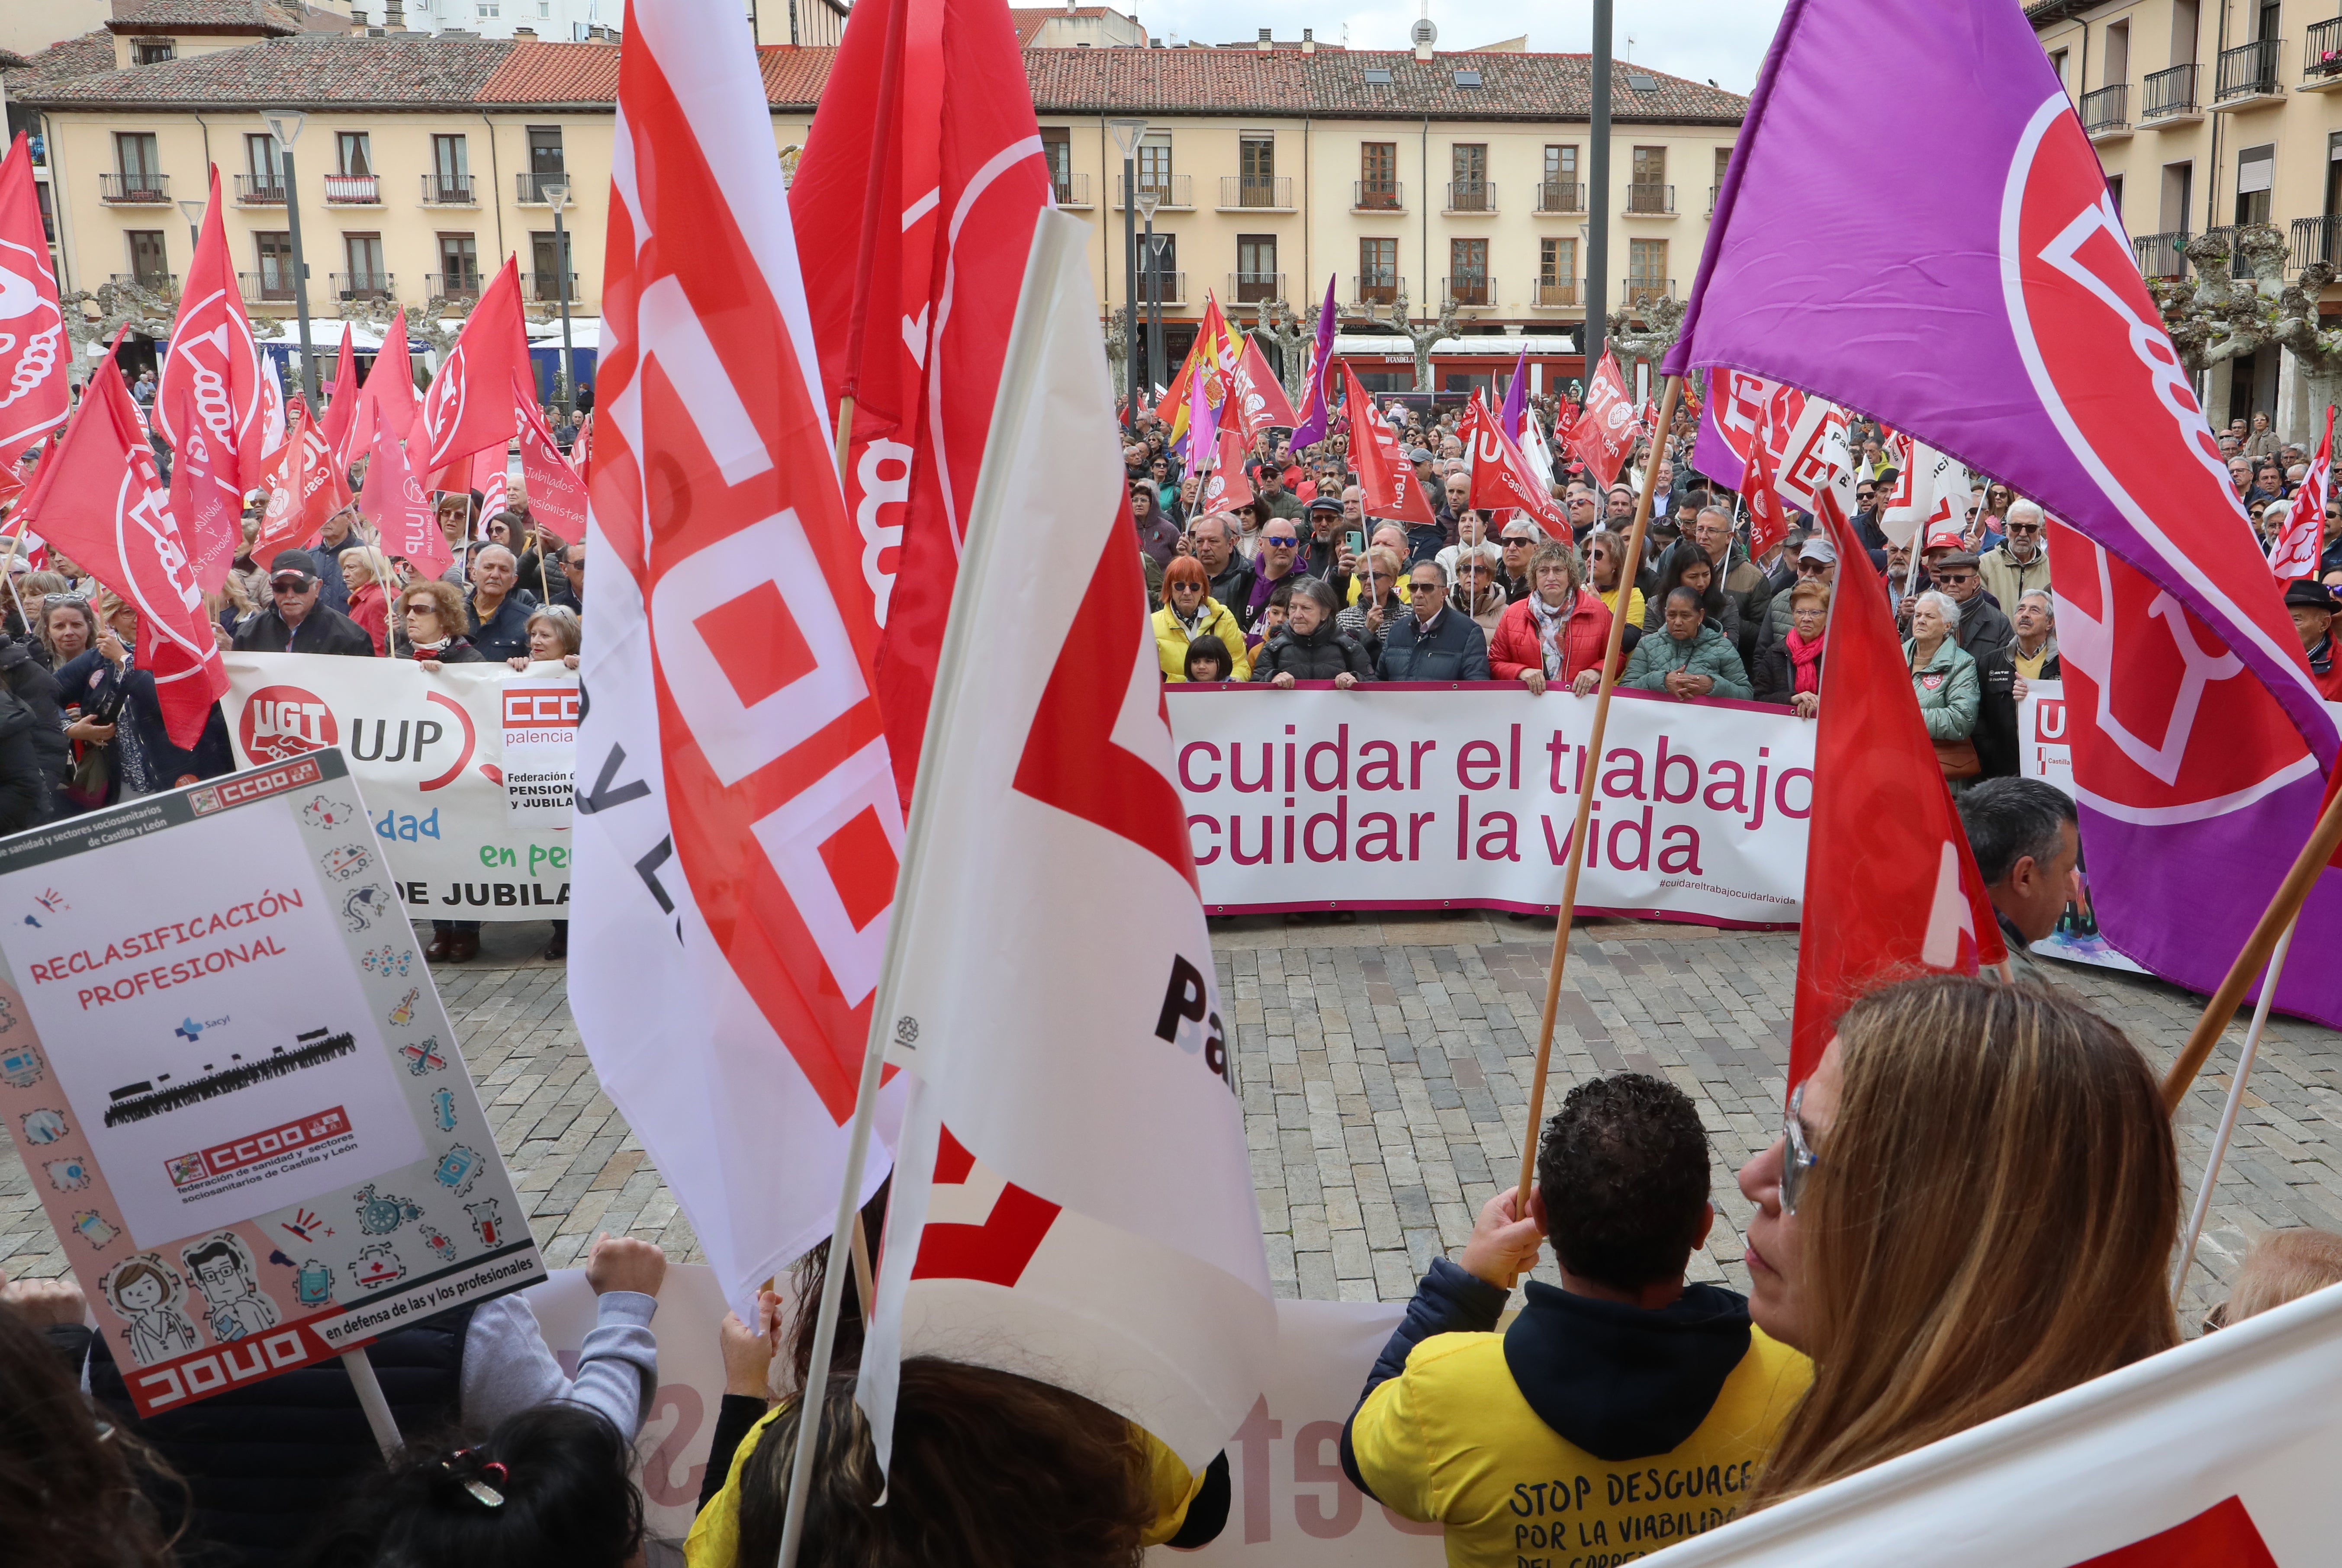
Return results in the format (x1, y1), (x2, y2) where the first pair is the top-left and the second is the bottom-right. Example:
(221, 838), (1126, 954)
(1343, 1073), (1811, 1568)
(1155, 556), (1251, 682)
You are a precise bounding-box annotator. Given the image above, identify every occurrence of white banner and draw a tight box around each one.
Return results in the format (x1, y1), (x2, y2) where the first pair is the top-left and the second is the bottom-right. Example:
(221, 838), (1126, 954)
(1168, 687), (1815, 925)
(221, 654), (576, 922)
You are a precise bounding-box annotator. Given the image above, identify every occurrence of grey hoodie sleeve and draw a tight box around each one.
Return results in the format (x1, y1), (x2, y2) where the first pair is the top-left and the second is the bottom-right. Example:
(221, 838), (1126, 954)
(460, 1290), (660, 1439)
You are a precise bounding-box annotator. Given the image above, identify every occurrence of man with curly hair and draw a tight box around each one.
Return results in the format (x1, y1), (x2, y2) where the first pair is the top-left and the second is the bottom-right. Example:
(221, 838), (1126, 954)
(1342, 1073), (1812, 1567)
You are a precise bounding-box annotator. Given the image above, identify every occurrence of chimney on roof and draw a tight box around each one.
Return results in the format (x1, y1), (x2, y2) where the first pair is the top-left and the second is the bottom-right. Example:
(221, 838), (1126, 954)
(1064, 0), (1074, 11)
(512, 23), (534, 38)
(1301, 27), (1314, 52)
(383, 0), (403, 27)
(1257, 26), (1271, 49)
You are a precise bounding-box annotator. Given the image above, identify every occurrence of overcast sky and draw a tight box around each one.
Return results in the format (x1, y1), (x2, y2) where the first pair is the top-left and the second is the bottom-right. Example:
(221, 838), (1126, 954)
(1136, 0), (1792, 94)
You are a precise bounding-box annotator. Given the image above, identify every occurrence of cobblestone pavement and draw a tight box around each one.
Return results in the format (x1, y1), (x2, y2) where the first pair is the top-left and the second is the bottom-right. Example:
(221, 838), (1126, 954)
(3, 914), (2334, 1329)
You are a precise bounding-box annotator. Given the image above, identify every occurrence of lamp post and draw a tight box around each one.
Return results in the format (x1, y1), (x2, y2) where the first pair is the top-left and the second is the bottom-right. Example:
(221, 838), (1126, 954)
(1584, 0), (1613, 371)
(1148, 232), (1171, 405)
(176, 198), (203, 256)
(1136, 184), (1162, 400)
(546, 180), (576, 418)
(1108, 117), (1147, 424)
(263, 109), (319, 407)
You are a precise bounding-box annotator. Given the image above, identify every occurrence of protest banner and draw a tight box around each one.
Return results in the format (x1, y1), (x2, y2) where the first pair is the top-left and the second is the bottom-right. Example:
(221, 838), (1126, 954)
(0, 752), (541, 1416)
(2018, 678), (2153, 978)
(221, 654), (577, 922)
(1167, 686), (1814, 925)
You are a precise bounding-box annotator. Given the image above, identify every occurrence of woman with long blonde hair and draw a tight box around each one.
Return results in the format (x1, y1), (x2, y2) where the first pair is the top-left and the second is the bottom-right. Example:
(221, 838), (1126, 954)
(1737, 974), (2178, 1507)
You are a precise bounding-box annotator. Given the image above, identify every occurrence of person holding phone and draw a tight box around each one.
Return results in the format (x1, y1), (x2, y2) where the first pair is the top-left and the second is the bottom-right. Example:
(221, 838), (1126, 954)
(1300, 496), (1355, 599)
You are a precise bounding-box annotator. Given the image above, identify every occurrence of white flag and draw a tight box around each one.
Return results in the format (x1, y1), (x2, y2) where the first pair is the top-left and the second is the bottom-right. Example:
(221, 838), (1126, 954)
(859, 209), (1276, 1470)
(1640, 1283), (2342, 1567)
(1882, 440), (1969, 548)
(2270, 409), (2330, 583)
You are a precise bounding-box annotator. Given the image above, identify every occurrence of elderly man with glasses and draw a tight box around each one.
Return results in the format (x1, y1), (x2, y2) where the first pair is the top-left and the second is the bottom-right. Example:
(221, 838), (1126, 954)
(1235, 518), (1307, 634)
(1977, 499), (2051, 608)
(230, 551), (377, 657)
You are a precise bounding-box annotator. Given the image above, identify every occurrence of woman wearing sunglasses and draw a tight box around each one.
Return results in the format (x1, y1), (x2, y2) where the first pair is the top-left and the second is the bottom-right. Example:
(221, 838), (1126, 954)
(1736, 974), (2177, 1509)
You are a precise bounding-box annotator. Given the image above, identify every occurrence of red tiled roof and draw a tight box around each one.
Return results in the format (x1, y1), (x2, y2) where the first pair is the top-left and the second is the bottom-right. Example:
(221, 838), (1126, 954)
(477, 38), (619, 104)
(1007, 6), (1141, 46)
(0, 30), (113, 85)
(759, 44), (835, 104)
(19, 33), (511, 105)
(105, 0), (306, 35)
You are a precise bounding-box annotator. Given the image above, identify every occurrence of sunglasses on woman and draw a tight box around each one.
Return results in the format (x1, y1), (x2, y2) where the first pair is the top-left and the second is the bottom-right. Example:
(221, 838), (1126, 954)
(1782, 1082), (1821, 1216)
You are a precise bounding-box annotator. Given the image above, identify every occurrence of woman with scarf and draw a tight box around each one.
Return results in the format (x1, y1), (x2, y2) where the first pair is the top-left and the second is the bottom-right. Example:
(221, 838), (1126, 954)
(1451, 543), (1510, 644)
(1150, 556), (1251, 682)
(1488, 540), (1612, 696)
(396, 578), (488, 670)
(1752, 579), (1830, 717)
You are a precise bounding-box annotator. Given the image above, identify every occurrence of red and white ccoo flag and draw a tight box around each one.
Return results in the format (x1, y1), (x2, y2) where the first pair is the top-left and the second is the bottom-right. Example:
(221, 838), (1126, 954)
(2271, 407), (2331, 584)
(155, 166), (267, 492)
(862, 210), (1274, 1472)
(418, 257), (530, 470)
(513, 380), (586, 543)
(0, 133), (69, 457)
(572, 0), (901, 1314)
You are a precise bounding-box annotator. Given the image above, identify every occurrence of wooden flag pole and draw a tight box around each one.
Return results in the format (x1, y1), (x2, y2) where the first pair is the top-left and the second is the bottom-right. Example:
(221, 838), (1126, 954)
(2171, 914), (2298, 1303)
(2160, 781), (2342, 1113)
(1517, 372), (1682, 1211)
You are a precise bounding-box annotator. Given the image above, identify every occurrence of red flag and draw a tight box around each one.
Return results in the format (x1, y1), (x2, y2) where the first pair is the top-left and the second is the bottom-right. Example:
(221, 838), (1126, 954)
(1341, 361), (1435, 526)
(1740, 413), (1792, 564)
(2271, 407), (2332, 584)
(514, 382), (586, 543)
(1462, 391), (1569, 540)
(1789, 489), (2004, 1096)
(16, 357), (226, 748)
(1197, 423), (1254, 515)
(350, 311), (418, 465)
(358, 395), (445, 578)
(419, 257), (528, 470)
(1567, 352), (1637, 488)
(318, 324), (359, 457)
(154, 165), (266, 492)
(0, 134), (69, 455)
(1230, 336), (1300, 437)
(790, 0), (1050, 802)
(473, 443), (508, 524)
(252, 404), (351, 562)
(167, 387), (239, 591)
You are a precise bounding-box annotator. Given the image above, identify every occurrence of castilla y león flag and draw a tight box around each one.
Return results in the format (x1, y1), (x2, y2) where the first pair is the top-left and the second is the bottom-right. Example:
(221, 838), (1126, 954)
(572, 0), (900, 1314)
(16, 358), (226, 748)
(1667, 0), (2342, 1025)
(860, 212), (1274, 1474)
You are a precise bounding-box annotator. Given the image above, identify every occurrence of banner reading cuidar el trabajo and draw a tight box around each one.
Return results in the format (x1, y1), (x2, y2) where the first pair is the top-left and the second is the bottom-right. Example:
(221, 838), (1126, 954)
(221, 654), (576, 922)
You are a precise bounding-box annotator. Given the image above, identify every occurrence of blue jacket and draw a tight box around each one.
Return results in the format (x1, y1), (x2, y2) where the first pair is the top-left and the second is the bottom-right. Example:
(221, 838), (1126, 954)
(465, 586), (539, 662)
(1375, 606), (1493, 682)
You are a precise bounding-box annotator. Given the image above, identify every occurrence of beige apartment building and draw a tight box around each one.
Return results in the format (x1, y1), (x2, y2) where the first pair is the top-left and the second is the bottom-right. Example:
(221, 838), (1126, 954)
(2033, 0), (2342, 434)
(10, 16), (1744, 389)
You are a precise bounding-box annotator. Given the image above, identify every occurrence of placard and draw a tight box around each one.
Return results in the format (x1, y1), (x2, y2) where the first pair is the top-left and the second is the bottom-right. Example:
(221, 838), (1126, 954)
(0, 753), (543, 1415)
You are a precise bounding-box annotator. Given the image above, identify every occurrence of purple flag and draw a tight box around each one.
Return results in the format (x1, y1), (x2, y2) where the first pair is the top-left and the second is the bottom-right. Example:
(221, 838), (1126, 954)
(1498, 345), (1529, 446)
(1287, 273), (1339, 450)
(1187, 360), (1217, 476)
(1670, 0), (2342, 1023)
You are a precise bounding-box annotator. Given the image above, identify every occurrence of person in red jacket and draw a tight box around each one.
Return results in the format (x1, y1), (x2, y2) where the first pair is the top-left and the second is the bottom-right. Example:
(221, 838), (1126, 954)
(1489, 539), (1614, 695)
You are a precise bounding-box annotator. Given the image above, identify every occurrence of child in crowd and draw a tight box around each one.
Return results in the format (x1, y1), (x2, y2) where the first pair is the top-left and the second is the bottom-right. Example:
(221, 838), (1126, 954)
(1184, 634), (1232, 683)
(2206, 1228), (2342, 1331)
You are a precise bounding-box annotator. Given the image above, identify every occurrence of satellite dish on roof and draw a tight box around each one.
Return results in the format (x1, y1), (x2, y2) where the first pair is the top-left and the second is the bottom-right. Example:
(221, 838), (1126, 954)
(1410, 18), (1438, 46)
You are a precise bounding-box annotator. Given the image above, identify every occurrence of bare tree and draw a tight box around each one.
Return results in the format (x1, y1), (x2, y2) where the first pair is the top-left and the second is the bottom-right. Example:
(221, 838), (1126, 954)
(1605, 294), (1687, 370)
(1255, 295), (1319, 406)
(2152, 223), (2342, 438)
(1102, 305), (1131, 402)
(1341, 285), (1459, 392)
(61, 278), (184, 386)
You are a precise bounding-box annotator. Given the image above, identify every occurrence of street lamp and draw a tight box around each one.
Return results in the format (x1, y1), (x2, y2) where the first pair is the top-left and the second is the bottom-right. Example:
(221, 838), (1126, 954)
(1108, 117), (1147, 424)
(176, 197), (204, 256)
(1136, 185), (1163, 403)
(262, 109), (319, 408)
(545, 180), (576, 417)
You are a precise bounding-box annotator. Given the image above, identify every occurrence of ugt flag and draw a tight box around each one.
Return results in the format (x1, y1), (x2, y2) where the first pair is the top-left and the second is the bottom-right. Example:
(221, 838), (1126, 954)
(573, 0), (900, 1314)
(861, 209), (1274, 1473)
(1666, 0), (2342, 1025)
(1637, 1283), (2342, 1567)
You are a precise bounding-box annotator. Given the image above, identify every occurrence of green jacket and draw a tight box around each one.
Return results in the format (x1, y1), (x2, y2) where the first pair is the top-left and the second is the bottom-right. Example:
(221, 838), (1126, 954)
(1622, 620), (1752, 700)
(1904, 636), (1980, 740)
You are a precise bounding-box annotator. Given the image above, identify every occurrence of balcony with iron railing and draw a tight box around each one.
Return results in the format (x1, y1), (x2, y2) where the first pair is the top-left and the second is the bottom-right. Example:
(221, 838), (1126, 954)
(1231, 270), (1284, 304)
(515, 171), (571, 204)
(109, 272), (176, 293)
(1049, 172), (1091, 208)
(234, 174), (285, 204)
(1114, 174), (1192, 210)
(1444, 180), (1496, 213)
(1534, 180), (1585, 215)
(421, 174), (476, 204)
(2200, 226), (2257, 278)
(1621, 277), (1674, 308)
(1351, 273), (1403, 307)
(2143, 61), (2202, 119)
(1532, 278), (1582, 308)
(1133, 270), (1186, 304)
(331, 271), (394, 302)
(1219, 175), (1293, 210)
(237, 269), (299, 303)
(1625, 183), (1676, 215)
(1443, 274), (1495, 308)
(523, 271), (580, 303)
(323, 174), (380, 204)
(100, 172), (170, 204)
(2307, 17), (2342, 87)
(426, 271), (484, 304)
(2134, 230), (2191, 280)
(2291, 215), (2342, 272)
(2216, 37), (2283, 103)
(2081, 82), (2130, 138)
(1353, 180), (1404, 212)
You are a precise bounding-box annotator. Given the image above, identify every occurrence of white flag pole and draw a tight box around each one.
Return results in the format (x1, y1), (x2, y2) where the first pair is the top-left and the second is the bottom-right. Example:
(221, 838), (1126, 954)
(2171, 915), (2299, 1304)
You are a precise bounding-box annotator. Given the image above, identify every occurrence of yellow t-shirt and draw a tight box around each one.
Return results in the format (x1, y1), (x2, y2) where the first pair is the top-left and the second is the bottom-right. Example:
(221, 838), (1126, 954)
(1349, 1327), (1811, 1568)
(1599, 584), (1647, 632)
(682, 1402), (1206, 1568)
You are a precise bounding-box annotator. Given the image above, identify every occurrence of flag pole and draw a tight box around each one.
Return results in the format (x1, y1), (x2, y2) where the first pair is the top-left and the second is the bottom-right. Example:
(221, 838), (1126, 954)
(2161, 783), (2342, 1112)
(2171, 915), (2298, 1303)
(1518, 372), (1682, 1211)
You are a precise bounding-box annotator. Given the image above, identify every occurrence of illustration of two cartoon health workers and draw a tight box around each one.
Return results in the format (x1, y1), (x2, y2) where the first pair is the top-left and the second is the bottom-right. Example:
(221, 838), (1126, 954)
(100, 1255), (201, 1366)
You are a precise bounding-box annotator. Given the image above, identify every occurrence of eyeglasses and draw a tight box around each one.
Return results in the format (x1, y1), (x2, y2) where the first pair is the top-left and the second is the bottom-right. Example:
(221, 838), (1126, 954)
(1795, 559), (1830, 575)
(270, 579), (315, 593)
(2004, 522), (2043, 534)
(1933, 572), (1976, 586)
(1782, 1083), (1821, 1216)
(1411, 579), (1444, 594)
(1262, 536), (1298, 548)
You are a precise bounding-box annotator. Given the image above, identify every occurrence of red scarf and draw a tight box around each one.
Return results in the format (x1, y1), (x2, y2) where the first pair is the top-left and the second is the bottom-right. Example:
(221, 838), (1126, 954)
(1785, 627), (1825, 695)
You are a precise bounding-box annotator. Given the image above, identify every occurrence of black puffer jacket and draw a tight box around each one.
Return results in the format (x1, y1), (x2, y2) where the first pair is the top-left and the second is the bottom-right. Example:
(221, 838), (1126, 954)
(1251, 619), (1375, 682)
(0, 639), (68, 803)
